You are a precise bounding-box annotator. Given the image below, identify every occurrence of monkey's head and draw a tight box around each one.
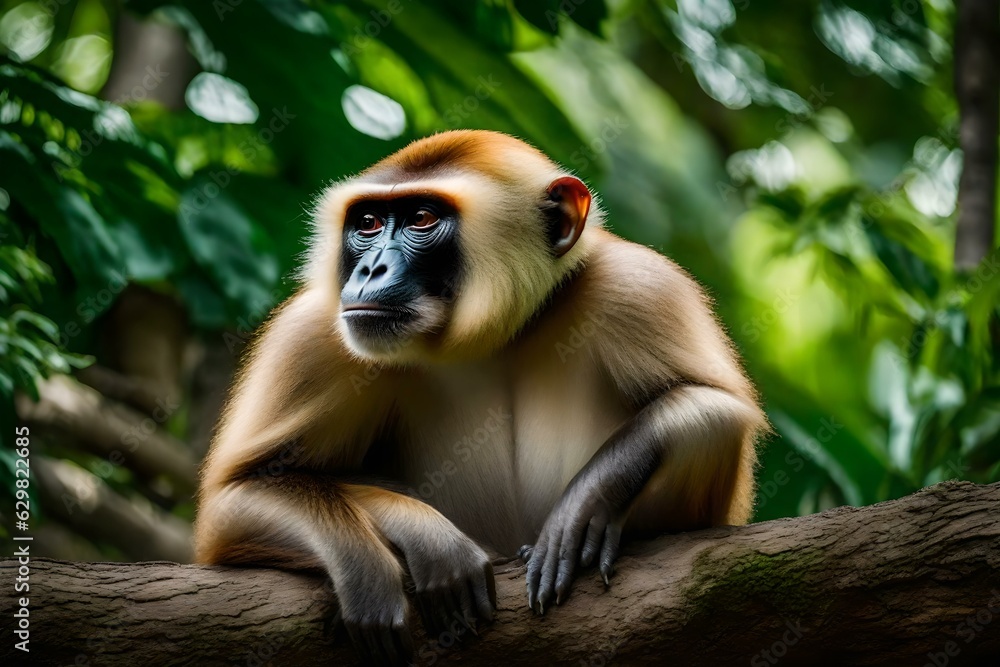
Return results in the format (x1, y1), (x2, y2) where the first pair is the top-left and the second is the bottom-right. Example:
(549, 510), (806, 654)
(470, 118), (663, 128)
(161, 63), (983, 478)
(308, 130), (600, 364)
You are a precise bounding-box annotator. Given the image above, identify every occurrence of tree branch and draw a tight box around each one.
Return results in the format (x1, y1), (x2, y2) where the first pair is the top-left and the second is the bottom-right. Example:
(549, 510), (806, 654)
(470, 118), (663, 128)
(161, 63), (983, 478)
(3, 481), (998, 666)
(76, 365), (169, 418)
(15, 374), (197, 497)
(32, 456), (193, 563)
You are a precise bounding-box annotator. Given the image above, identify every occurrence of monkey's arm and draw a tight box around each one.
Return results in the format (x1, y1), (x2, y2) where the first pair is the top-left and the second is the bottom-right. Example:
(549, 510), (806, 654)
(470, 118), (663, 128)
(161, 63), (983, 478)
(201, 480), (496, 662)
(198, 291), (495, 662)
(523, 234), (767, 613)
(197, 292), (417, 662)
(197, 473), (415, 662)
(522, 384), (760, 612)
(344, 485), (497, 637)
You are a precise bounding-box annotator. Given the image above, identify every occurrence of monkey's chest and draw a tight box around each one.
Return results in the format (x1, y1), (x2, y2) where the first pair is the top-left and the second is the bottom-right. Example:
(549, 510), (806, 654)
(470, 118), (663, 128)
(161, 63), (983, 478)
(391, 360), (629, 554)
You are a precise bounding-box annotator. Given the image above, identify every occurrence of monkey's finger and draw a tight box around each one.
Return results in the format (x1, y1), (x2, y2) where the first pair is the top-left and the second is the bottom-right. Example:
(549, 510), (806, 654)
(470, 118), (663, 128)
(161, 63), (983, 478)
(518, 544), (534, 563)
(395, 624), (415, 664)
(379, 626), (403, 665)
(525, 544), (546, 613)
(362, 628), (388, 666)
(579, 516), (605, 568)
(432, 590), (457, 641)
(554, 543), (581, 605)
(375, 628), (399, 666)
(444, 589), (470, 642)
(473, 566), (495, 621)
(599, 523), (623, 586)
(415, 595), (441, 638)
(457, 583), (475, 621)
(484, 561), (497, 610)
(457, 582), (478, 635)
(345, 624), (367, 662)
(426, 592), (451, 640)
(345, 624), (378, 665)
(536, 535), (562, 614)
(555, 520), (587, 605)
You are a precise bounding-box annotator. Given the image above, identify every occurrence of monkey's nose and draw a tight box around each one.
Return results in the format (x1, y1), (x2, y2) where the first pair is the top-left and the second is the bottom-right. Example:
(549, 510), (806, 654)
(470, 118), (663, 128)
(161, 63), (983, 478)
(344, 248), (406, 300)
(358, 262), (388, 281)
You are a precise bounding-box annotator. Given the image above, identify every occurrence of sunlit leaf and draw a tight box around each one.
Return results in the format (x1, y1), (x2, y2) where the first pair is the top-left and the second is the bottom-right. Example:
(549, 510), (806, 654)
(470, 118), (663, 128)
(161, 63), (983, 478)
(185, 72), (260, 124)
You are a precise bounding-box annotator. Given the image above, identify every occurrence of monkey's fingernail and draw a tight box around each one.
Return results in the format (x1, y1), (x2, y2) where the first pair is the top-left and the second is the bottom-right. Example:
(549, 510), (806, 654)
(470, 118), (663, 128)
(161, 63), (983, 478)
(602, 573), (610, 587)
(539, 601), (545, 615)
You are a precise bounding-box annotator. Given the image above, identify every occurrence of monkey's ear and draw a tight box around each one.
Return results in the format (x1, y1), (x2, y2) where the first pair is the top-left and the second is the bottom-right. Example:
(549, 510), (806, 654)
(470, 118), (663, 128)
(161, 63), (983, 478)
(545, 176), (591, 257)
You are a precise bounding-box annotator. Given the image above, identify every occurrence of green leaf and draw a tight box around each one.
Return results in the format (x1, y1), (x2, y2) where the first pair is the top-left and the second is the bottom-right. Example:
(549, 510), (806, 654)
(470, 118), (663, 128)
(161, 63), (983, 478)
(175, 272), (229, 330)
(178, 181), (279, 319)
(0, 134), (125, 295)
(514, 0), (607, 36)
(770, 411), (864, 506)
(10, 308), (59, 340)
(46, 188), (125, 291)
(814, 185), (861, 221)
(10, 336), (44, 361)
(110, 217), (176, 281)
(12, 357), (42, 401)
(864, 220), (940, 300)
(357, 0), (588, 165)
(757, 188), (807, 222)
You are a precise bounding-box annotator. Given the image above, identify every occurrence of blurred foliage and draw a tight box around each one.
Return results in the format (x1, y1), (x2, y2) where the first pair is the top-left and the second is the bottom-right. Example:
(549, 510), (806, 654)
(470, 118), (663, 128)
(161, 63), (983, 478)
(1, 0), (998, 536)
(0, 212), (90, 403)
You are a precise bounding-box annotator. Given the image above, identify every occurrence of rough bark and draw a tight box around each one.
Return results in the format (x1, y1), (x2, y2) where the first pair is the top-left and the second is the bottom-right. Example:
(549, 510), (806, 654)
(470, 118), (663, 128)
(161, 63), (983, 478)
(954, 0), (1000, 270)
(3, 481), (998, 666)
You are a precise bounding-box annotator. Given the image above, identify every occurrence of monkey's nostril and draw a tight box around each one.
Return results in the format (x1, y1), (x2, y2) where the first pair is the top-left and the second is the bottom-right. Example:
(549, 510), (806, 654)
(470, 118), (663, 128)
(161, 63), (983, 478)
(371, 264), (388, 279)
(359, 266), (371, 278)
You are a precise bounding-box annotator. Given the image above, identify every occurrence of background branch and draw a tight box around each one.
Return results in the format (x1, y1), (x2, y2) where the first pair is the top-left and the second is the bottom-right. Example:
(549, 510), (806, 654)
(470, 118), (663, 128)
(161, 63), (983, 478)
(32, 456), (193, 562)
(15, 375), (197, 499)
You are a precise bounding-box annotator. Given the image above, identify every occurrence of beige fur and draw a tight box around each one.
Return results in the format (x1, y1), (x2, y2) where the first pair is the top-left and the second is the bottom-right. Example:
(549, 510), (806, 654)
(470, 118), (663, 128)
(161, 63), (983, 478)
(195, 129), (766, 582)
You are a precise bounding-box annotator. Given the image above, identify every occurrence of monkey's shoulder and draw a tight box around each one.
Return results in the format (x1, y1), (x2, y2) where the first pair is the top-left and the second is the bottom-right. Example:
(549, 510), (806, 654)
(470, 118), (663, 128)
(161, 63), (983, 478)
(572, 229), (711, 321)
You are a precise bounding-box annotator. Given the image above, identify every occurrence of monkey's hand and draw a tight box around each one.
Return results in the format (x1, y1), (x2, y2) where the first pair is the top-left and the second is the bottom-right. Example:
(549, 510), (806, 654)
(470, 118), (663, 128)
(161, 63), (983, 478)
(343, 485), (496, 645)
(520, 477), (627, 614)
(399, 524), (497, 641)
(335, 550), (414, 666)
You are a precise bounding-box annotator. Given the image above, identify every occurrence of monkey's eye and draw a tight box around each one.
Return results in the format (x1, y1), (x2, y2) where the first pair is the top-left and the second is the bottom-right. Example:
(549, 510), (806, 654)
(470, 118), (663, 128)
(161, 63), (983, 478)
(357, 213), (384, 235)
(410, 209), (439, 229)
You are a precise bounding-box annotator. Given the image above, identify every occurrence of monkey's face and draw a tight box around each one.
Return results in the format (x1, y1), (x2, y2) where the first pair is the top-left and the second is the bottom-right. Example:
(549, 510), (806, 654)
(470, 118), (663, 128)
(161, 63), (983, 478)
(312, 131), (598, 364)
(337, 195), (460, 357)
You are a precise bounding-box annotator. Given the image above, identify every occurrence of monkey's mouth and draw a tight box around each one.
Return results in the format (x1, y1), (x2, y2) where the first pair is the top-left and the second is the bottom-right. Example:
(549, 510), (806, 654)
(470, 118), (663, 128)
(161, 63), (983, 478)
(339, 296), (447, 360)
(341, 302), (419, 344)
(341, 302), (417, 320)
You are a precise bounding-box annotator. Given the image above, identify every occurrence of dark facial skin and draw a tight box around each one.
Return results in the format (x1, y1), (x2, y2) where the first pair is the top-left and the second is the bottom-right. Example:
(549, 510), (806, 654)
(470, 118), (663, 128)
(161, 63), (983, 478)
(340, 196), (460, 347)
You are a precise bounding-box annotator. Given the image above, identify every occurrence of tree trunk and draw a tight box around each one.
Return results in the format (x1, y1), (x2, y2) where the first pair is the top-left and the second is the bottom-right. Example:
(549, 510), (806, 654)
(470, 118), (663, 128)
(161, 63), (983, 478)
(954, 0), (1000, 270)
(3, 481), (999, 666)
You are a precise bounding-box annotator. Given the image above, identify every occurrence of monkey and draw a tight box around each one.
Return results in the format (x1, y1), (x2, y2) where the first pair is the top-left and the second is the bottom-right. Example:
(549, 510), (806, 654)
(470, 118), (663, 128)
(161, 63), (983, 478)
(195, 130), (767, 664)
